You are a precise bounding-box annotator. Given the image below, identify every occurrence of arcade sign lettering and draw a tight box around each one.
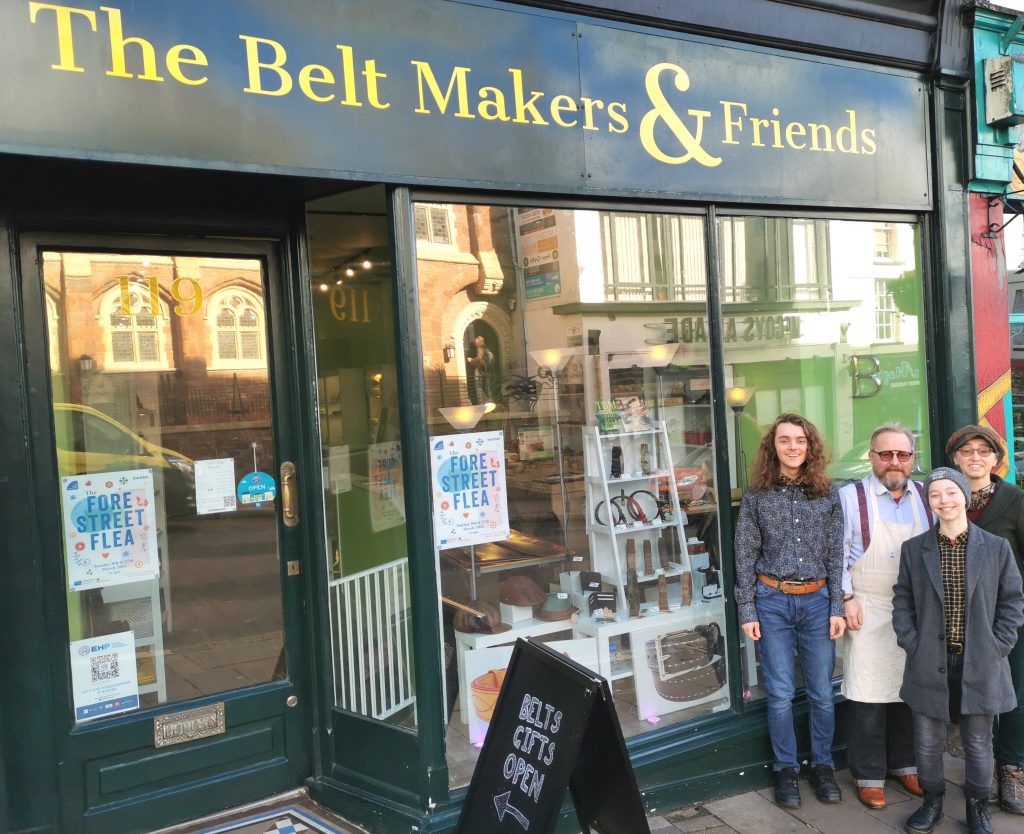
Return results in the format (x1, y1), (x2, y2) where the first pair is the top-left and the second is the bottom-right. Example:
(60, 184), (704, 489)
(646, 314), (801, 345)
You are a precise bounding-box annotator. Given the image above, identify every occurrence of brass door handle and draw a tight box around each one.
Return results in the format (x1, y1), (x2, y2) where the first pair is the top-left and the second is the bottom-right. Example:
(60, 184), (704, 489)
(281, 461), (299, 528)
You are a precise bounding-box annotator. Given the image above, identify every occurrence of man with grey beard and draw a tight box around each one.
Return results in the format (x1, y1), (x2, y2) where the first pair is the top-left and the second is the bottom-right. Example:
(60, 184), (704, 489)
(838, 424), (933, 809)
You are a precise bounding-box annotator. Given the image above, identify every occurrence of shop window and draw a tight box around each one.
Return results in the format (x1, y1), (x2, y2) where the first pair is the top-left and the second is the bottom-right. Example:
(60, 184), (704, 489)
(719, 217), (830, 302)
(207, 287), (266, 370)
(307, 186), (417, 731)
(414, 203), (453, 246)
(721, 216), (929, 695)
(99, 281), (171, 370)
(418, 202), (728, 790)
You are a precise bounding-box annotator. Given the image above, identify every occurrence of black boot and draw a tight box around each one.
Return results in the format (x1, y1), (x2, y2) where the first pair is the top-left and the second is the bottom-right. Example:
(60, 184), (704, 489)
(966, 796), (993, 834)
(905, 791), (943, 834)
(807, 764), (842, 803)
(773, 767), (801, 808)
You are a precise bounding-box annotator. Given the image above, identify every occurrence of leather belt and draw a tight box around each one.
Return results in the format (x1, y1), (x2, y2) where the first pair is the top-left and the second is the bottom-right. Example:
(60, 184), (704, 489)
(645, 624), (726, 703)
(757, 574), (826, 595)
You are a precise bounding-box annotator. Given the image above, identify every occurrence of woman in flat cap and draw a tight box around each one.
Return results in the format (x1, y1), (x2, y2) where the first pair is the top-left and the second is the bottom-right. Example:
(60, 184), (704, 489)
(892, 467), (1023, 834)
(947, 424), (1024, 814)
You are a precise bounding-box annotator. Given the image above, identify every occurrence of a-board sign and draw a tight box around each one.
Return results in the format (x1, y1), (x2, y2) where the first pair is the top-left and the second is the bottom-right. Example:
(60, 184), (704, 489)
(456, 637), (650, 834)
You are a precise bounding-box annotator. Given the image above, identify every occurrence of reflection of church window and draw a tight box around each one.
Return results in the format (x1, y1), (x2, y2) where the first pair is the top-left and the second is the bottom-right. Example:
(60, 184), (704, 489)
(209, 288), (265, 369)
(100, 283), (170, 369)
(875, 279), (899, 342)
(600, 212), (706, 301)
(719, 217), (830, 303)
(46, 294), (60, 371)
(414, 204), (453, 245)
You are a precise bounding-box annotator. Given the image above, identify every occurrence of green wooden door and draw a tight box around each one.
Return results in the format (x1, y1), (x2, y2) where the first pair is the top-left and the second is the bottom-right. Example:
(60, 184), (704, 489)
(21, 233), (312, 834)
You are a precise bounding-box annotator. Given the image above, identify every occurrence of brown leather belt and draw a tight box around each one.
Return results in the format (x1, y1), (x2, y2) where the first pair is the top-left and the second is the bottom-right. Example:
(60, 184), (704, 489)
(758, 574), (826, 595)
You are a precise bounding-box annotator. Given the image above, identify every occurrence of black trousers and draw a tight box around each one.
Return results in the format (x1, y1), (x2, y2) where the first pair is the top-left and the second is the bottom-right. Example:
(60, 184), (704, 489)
(845, 700), (917, 784)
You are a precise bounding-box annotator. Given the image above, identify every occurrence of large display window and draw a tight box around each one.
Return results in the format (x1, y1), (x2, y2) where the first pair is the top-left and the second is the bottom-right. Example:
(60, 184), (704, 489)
(413, 201), (930, 787)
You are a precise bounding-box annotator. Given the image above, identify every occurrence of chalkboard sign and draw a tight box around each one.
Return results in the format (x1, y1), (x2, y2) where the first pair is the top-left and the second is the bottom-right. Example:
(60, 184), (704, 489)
(456, 637), (650, 834)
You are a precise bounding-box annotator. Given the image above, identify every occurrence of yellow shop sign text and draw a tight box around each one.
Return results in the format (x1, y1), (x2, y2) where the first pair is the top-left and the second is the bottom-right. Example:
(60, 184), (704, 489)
(28, 2), (879, 166)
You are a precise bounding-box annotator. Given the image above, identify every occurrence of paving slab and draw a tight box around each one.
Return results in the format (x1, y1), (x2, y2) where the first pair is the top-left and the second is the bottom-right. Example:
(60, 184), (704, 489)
(703, 790), (808, 834)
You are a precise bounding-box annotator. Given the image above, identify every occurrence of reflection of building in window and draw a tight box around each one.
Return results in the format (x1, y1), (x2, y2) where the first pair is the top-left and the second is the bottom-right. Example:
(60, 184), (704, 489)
(719, 217), (830, 302)
(873, 224), (897, 260)
(46, 294), (61, 372)
(209, 287), (265, 369)
(1013, 287), (1024, 315)
(600, 212), (705, 301)
(874, 278), (899, 341)
(100, 282), (170, 369)
(414, 204), (453, 245)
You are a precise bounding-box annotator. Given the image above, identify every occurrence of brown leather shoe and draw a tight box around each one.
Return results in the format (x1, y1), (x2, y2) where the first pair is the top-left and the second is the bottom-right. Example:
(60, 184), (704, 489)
(857, 786), (887, 809)
(896, 774), (925, 796)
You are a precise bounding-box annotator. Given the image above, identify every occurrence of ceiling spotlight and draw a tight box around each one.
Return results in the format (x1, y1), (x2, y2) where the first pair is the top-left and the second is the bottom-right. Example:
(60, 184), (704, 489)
(319, 283), (329, 292)
(345, 267), (355, 277)
(335, 278), (343, 286)
(361, 259), (372, 270)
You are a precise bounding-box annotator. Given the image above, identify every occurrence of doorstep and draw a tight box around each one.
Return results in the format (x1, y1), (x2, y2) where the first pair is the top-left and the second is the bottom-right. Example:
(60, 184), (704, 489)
(145, 789), (369, 834)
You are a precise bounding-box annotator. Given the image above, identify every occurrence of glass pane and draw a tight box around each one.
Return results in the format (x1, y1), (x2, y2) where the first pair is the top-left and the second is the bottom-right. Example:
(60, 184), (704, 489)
(306, 186), (416, 731)
(415, 203), (730, 789)
(719, 218), (929, 698)
(43, 251), (284, 721)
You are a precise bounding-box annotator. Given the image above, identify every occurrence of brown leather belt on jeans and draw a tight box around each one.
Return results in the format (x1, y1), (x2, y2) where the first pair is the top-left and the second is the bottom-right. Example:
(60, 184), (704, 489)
(757, 574), (826, 595)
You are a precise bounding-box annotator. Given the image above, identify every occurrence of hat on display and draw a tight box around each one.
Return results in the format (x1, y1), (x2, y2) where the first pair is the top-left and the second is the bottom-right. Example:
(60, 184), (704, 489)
(453, 601), (511, 635)
(500, 575), (547, 607)
(923, 467), (971, 505)
(945, 424), (1006, 463)
(470, 668), (506, 722)
(533, 593), (579, 621)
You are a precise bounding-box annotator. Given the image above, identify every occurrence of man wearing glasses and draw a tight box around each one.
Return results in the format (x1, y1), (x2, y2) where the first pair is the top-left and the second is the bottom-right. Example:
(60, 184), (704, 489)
(839, 424), (932, 809)
(948, 424), (1024, 815)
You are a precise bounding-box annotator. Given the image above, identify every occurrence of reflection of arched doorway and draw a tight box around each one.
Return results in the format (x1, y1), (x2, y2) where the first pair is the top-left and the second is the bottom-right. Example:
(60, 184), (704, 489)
(463, 319), (502, 405)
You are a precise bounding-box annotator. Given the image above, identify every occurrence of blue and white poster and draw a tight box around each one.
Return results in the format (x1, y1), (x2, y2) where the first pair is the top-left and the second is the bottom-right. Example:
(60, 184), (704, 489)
(69, 630), (140, 722)
(62, 468), (159, 591)
(430, 430), (509, 549)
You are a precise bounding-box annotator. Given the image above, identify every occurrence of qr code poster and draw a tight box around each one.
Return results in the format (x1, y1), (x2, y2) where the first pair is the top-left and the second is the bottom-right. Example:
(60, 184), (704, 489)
(69, 631), (140, 722)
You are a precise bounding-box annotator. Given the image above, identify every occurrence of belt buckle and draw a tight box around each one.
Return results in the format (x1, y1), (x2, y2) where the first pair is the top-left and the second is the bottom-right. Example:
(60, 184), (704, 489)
(780, 580), (802, 593)
(948, 642), (964, 655)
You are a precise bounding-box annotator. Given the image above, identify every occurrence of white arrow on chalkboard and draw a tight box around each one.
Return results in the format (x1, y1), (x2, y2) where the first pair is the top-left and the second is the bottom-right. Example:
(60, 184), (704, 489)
(493, 791), (530, 830)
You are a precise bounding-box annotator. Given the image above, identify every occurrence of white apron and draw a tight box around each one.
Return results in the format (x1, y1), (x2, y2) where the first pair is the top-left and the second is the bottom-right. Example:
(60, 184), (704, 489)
(841, 485), (926, 702)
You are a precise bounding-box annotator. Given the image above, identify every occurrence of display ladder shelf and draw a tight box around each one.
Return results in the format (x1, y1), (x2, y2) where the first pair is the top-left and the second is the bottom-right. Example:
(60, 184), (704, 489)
(583, 421), (692, 618)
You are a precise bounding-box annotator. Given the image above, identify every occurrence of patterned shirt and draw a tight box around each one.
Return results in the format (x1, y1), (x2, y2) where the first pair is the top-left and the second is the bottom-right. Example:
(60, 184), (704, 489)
(966, 483), (994, 523)
(938, 528), (968, 648)
(733, 481), (845, 624)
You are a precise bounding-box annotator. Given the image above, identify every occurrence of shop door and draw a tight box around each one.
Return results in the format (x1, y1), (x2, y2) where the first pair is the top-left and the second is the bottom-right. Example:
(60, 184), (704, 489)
(22, 235), (310, 834)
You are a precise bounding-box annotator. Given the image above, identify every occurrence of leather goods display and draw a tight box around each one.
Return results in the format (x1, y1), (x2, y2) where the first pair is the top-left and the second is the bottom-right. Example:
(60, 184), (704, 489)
(470, 668), (506, 722)
(534, 593), (579, 621)
(580, 571), (602, 592)
(588, 591), (617, 617)
(453, 601), (511, 635)
(645, 622), (726, 703)
(499, 575), (547, 606)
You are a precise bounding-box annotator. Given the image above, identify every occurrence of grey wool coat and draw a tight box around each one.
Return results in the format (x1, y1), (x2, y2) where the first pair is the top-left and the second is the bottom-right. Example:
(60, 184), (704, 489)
(892, 523), (1024, 720)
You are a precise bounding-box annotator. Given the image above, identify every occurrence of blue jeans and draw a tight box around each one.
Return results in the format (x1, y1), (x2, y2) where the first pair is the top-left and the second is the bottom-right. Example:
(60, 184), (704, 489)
(755, 582), (836, 771)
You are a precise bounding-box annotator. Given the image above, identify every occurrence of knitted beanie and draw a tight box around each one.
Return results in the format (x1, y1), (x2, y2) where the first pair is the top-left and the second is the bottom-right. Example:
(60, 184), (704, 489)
(922, 466), (971, 504)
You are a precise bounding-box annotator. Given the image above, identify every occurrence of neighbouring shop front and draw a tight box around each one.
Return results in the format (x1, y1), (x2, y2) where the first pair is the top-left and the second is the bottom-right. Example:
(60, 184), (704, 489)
(0, 1), (972, 833)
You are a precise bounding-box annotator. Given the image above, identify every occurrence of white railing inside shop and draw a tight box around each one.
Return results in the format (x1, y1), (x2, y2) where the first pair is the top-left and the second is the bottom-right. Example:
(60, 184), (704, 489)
(329, 557), (415, 721)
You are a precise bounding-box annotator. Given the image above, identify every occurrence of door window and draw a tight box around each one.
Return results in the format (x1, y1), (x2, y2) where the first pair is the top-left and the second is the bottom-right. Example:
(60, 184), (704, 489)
(43, 251), (287, 720)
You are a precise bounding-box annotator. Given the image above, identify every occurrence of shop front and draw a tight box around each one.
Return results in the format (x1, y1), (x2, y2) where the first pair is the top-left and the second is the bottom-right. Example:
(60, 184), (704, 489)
(0, 1), (969, 833)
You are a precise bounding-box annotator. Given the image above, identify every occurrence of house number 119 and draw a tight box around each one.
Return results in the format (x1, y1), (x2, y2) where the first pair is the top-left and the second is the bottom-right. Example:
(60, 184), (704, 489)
(119, 275), (204, 317)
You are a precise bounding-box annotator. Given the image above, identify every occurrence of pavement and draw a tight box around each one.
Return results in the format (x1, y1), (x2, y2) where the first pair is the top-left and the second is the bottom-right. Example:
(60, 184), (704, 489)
(648, 758), (1024, 834)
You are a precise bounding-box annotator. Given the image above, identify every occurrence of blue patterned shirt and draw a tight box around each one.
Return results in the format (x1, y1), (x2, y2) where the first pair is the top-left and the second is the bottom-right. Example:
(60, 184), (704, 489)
(733, 481), (845, 624)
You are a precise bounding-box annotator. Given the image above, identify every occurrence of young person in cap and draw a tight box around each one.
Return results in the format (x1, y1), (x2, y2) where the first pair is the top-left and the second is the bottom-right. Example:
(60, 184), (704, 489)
(948, 424), (1024, 814)
(892, 467), (1024, 834)
(734, 413), (846, 809)
(839, 423), (931, 809)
